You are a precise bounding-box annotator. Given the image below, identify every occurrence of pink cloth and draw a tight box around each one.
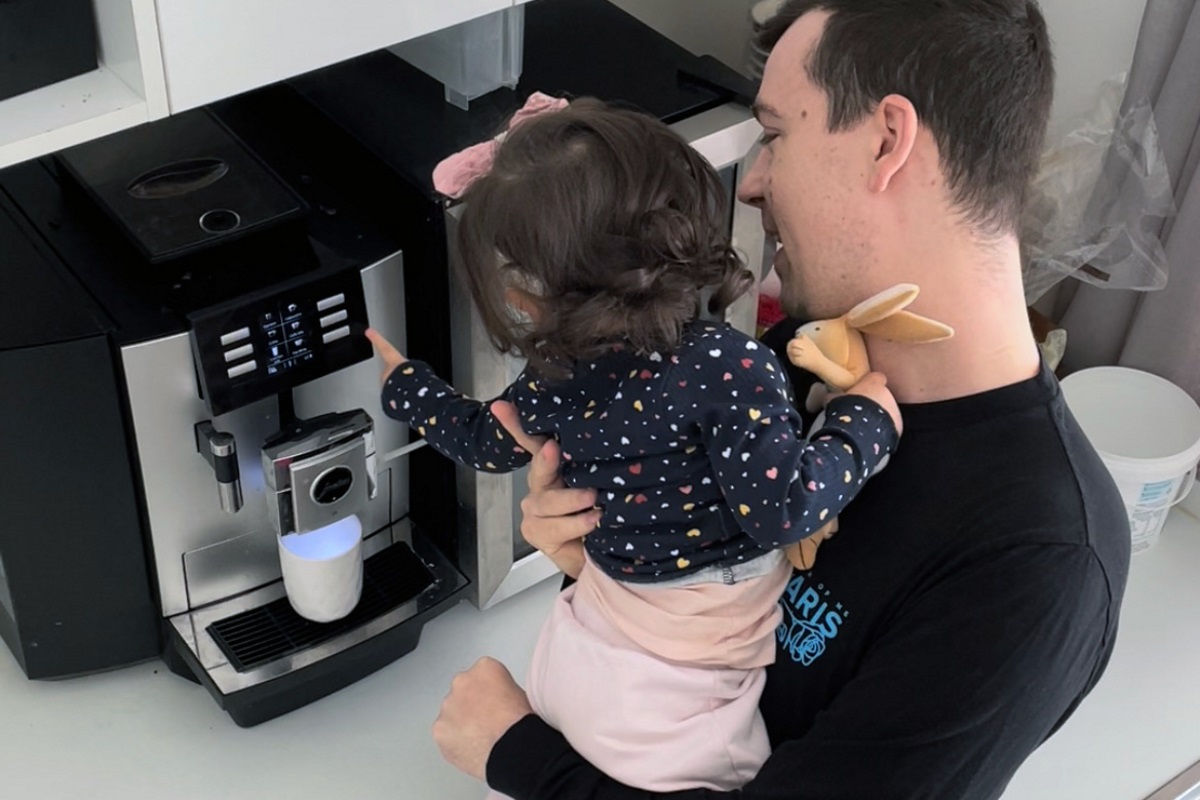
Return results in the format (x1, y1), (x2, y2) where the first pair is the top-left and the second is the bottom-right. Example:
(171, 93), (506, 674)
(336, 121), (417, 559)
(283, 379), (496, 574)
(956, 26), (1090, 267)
(486, 557), (788, 798)
(432, 92), (569, 199)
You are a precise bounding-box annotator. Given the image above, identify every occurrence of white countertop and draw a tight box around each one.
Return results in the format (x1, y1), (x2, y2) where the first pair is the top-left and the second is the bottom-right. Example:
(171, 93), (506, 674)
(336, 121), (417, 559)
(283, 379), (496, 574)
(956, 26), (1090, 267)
(4, 510), (1200, 800)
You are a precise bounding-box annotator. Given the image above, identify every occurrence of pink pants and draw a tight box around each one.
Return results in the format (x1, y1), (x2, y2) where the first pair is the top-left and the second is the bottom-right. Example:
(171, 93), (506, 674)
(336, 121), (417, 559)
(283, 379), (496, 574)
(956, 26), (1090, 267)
(486, 557), (790, 797)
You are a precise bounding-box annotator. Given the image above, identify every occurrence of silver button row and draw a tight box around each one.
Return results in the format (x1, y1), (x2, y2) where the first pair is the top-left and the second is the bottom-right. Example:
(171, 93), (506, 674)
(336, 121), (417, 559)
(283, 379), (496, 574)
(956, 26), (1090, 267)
(220, 327), (250, 346)
(221, 326), (256, 378)
(316, 293), (345, 312)
(227, 360), (257, 379)
(223, 343), (254, 363)
(319, 309), (348, 328)
(322, 326), (350, 344)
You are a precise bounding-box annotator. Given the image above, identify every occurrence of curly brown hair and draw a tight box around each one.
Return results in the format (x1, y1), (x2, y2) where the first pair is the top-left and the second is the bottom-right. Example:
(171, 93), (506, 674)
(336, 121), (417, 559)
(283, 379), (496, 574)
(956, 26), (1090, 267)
(454, 98), (753, 379)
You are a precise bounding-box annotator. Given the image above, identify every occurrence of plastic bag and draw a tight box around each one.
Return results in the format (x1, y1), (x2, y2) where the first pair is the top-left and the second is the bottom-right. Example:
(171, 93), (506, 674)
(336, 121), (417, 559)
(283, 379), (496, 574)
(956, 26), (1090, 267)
(1021, 74), (1176, 304)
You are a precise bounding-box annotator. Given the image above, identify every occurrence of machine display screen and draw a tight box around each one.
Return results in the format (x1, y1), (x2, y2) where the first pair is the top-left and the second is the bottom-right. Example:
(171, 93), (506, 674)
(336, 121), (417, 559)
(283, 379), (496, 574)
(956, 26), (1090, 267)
(189, 271), (371, 416)
(261, 301), (316, 377)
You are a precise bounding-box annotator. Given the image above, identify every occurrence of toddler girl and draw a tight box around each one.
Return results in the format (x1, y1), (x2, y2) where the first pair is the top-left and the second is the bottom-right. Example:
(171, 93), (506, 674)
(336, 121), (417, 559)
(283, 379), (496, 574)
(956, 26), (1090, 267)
(369, 98), (898, 794)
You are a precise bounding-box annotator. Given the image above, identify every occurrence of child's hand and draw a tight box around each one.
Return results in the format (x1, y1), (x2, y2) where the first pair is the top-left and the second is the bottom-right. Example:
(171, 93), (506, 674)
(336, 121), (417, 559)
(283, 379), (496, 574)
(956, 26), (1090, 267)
(787, 334), (819, 370)
(365, 328), (408, 387)
(845, 372), (902, 436)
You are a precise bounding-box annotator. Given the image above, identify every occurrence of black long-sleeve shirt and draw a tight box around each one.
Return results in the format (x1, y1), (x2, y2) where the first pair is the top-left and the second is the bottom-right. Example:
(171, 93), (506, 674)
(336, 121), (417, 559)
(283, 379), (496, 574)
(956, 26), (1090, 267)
(484, 326), (1131, 799)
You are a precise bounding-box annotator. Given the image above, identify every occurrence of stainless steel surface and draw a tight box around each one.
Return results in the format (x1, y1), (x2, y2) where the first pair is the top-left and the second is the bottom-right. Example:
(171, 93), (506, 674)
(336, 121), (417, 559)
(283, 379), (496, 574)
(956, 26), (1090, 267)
(260, 408), (374, 489)
(123, 250), (408, 618)
(264, 432), (372, 536)
(1146, 759), (1200, 800)
(182, 526), (282, 610)
(123, 334), (282, 617)
(670, 103), (768, 335)
(444, 202), (529, 608)
(216, 481), (244, 515)
(444, 103), (768, 608)
(196, 420), (244, 514)
(168, 520), (467, 694)
(294, 252), (409, 523)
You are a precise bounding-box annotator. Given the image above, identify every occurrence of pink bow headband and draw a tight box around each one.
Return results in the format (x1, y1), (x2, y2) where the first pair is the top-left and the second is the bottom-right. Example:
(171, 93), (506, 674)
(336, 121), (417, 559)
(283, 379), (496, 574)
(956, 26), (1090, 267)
(432, 92), (570, 200)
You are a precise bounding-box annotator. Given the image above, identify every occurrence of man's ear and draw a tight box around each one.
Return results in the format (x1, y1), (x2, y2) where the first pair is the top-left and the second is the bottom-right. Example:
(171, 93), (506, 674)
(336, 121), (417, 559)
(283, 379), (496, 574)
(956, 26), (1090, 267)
(868, 94), (919, 194)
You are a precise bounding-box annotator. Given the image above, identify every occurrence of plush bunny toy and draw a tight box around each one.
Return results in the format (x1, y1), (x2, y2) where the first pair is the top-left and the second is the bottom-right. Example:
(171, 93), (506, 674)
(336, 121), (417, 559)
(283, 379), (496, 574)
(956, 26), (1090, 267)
(783, 283), (954, 570)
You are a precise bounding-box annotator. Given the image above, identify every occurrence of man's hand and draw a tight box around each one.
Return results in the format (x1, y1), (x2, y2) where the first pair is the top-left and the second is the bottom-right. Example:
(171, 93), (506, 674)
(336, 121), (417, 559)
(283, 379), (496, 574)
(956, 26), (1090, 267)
(364, 327), (407, 387)
(493, 400), (599, 577)
(433, 657), (533, 781)
(844, 371), (903, 435)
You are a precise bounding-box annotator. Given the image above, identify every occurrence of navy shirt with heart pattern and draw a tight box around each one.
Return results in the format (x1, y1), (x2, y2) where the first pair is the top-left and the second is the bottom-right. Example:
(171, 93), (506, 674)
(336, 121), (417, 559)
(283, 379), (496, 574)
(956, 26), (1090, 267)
(381, 321), (897, 582)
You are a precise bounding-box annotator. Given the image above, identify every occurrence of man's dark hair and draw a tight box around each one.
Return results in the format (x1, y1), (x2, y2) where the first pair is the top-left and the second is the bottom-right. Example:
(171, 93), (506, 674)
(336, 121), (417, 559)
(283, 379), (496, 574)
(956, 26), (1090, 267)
(455, 98), (752, 378)
(759, 0), (1055, 235)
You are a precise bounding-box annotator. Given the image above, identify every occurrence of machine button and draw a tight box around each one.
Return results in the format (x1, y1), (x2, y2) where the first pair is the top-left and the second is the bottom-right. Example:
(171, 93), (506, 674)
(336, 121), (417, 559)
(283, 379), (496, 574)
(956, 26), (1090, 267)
(317, 293), (345, 312)
(322, 326), (351, 344)
(219, 327), (251, 346)
(227, 360), (257, 379)
(223, 344), (254, 363)
(319, 309), (348, 328)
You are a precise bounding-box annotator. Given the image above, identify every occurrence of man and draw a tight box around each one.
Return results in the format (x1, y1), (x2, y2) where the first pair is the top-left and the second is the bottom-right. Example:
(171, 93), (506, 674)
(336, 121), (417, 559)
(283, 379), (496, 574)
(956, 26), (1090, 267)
(432, 1), (1131, 797)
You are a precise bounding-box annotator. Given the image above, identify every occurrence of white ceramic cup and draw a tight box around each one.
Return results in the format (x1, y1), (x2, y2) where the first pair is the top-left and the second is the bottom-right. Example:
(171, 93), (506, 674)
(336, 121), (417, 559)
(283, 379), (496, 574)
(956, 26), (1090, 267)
(278, 514), (364, 622)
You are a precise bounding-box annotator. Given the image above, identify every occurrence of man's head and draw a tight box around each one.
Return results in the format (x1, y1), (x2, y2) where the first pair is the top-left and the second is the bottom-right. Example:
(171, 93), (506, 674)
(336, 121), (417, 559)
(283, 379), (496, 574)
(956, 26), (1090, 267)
(737, 0), (1054, 319)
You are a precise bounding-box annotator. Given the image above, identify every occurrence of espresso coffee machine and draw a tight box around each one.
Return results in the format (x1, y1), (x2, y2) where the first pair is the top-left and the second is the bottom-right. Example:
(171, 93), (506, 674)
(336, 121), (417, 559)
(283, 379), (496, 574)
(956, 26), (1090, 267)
(0, 103), (467, 725)
(291, 0), (769, 609)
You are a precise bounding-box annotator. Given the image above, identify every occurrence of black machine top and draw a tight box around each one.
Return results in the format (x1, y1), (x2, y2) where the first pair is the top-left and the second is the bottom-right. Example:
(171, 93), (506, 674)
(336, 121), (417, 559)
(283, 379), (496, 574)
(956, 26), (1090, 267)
(56, 110), (307, 264)
(291, 0), (754, 200)
(0, 103), (403, 349)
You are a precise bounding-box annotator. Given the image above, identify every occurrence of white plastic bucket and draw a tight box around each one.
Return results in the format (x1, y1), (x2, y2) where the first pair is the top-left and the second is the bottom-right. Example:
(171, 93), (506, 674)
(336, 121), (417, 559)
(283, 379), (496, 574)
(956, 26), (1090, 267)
(278, 514), (363, 622)
(1061, 367), (1200, 553)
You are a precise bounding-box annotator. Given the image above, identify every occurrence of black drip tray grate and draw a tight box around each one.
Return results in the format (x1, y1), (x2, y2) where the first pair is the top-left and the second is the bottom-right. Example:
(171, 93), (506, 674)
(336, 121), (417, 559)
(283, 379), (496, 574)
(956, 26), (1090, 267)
(207, 542), (436, 673)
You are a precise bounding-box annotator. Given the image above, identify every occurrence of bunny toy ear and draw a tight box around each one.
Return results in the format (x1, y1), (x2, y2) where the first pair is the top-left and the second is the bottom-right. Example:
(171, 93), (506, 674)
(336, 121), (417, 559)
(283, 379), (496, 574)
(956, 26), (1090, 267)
(845, 284), (920, 329)
(846, 283), (953, 343)
(857, 312), (954, 343)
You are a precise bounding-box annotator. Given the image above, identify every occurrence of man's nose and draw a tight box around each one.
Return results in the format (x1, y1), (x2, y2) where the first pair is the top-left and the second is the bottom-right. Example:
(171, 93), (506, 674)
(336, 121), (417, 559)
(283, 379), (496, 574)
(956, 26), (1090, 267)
(737, 147), (767, 207)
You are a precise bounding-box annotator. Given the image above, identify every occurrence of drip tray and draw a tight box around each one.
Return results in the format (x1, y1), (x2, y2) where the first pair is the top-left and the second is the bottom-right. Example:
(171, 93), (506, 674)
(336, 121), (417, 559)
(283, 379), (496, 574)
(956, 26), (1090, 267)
(167, 519), (469, 700)
(208, 542), (434, 672)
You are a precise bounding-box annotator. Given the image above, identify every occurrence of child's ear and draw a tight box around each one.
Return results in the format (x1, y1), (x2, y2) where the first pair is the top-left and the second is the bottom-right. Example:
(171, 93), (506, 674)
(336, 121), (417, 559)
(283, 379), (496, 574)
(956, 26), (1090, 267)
(504, 287), (542, 322)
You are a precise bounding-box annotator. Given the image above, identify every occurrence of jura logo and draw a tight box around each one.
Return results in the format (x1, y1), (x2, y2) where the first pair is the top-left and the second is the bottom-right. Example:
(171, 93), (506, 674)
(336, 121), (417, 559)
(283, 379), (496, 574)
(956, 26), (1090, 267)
(311, 466), (354, 505)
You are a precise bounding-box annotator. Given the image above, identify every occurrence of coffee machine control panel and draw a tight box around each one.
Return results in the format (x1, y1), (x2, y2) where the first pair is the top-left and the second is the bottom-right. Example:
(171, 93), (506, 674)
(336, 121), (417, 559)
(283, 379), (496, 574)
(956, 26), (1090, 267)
(189, 271), (372, 415)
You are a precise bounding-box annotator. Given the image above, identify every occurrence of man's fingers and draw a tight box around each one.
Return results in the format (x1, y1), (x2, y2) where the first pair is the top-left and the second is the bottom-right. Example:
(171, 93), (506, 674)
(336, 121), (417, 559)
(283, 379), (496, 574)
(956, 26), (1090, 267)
(491, 400), (547, 455)
(526, 438), (564, 494)
(520, 479), (599, 520)
(520, 504), (600, 551)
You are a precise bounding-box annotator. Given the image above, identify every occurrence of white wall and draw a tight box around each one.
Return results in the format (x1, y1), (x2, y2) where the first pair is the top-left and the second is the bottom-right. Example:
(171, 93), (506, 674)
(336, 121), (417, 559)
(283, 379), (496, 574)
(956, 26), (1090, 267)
(1038, 0), (1149, 139)
(606, 0), (759, 75)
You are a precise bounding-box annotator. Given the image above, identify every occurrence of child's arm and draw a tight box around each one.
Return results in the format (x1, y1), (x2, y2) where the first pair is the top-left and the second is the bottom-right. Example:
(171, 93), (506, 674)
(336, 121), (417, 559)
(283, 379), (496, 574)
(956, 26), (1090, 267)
(682, 332), (897, 548)
(381, 359), (533, 474)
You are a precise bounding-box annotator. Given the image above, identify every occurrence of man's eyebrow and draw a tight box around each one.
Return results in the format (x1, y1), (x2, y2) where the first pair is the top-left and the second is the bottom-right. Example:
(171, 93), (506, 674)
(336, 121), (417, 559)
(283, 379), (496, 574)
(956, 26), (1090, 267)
(752, 100), (783, 122)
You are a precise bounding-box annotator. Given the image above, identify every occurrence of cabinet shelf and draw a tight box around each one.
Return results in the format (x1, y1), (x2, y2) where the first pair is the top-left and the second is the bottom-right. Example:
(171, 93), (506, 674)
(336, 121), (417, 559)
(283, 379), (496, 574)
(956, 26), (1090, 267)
(0, 0), (168, 170)
(0, 67), (147, 167)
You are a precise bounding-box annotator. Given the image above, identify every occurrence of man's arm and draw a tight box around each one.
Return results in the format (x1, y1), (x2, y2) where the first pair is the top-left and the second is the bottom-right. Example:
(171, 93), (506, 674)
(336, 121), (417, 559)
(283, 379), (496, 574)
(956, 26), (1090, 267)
(482, 542), (1111, 798)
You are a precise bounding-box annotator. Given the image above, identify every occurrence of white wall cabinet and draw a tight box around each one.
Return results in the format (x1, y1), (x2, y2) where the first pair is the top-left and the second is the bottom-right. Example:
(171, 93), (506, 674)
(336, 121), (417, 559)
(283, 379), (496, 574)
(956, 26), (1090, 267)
(0, 0), (168, 169)
(156, 0), (531, 114)
(0, 0), (533, 170)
